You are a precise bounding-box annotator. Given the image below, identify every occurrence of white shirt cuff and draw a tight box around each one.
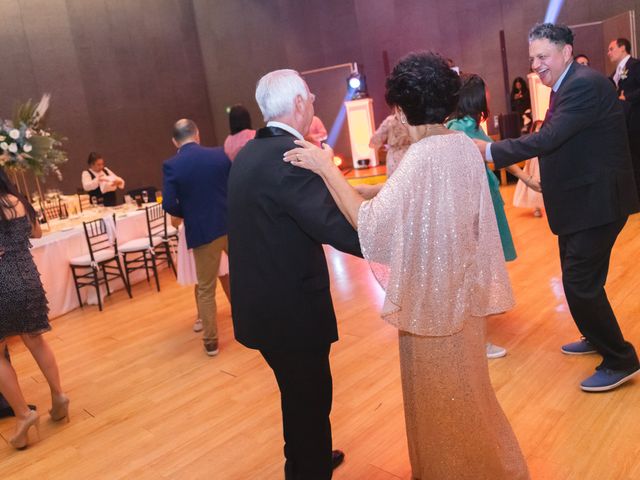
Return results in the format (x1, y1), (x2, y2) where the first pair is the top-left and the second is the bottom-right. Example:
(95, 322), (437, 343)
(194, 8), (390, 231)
(485, 143), (493, 161)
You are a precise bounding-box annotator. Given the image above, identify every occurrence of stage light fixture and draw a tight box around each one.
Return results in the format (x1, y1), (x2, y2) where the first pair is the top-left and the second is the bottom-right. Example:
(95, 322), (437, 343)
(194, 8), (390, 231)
(347, 72), (368, 99)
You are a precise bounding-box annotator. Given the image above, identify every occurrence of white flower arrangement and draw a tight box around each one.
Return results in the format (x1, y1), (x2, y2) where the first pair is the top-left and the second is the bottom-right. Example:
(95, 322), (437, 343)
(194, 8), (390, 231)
(0, 94), (68, 180)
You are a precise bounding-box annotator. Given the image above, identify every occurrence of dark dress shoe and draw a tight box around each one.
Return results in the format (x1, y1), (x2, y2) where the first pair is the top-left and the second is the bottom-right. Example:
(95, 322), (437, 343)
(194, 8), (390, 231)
(332, 450), (345, 469)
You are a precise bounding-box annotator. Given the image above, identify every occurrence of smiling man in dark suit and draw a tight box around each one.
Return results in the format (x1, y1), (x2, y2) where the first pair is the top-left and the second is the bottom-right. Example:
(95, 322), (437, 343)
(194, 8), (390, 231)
(228, 69), (361, 479)
(475, 23), (640, 392)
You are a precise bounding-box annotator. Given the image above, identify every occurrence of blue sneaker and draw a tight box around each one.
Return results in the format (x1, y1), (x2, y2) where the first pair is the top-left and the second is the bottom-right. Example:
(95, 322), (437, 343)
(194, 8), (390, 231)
(561, 337), (597, 355)
(580, 366), (640, 392)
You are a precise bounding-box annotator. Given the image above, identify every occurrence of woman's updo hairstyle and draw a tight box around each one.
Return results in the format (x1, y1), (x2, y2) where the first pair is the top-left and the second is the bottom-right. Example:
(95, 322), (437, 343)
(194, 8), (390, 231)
(385, 51), (461, 125)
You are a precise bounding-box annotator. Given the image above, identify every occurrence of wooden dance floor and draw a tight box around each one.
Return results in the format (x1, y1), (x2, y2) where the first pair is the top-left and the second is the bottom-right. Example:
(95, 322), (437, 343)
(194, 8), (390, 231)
(1, 185), (639, 479)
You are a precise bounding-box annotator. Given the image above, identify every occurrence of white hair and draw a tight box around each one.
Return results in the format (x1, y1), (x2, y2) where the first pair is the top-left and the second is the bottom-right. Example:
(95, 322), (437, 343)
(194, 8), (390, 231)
(255, 69), (309, 122)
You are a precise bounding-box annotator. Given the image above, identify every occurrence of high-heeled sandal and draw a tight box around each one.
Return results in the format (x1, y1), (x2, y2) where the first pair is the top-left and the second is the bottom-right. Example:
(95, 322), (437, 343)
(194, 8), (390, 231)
(49, 395), (70, 422)
(9, 410), (40, 450)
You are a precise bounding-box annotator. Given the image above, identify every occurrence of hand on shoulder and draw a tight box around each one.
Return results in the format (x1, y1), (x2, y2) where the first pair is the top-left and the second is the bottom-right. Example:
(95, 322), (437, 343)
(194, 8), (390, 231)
(283, 140), (335, 175)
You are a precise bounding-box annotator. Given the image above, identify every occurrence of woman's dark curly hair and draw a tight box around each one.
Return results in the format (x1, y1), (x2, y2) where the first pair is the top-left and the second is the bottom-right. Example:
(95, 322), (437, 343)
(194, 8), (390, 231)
(450, 73), (489, 125)
(385, 52), (461, 125)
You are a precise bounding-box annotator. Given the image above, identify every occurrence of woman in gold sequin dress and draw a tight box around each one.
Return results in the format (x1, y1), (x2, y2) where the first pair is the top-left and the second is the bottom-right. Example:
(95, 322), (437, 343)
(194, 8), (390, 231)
(284, 52), (530, 480)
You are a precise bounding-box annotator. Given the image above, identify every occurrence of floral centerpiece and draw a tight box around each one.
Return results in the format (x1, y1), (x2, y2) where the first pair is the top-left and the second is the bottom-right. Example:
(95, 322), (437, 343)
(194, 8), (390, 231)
(0, 94), (68, 180)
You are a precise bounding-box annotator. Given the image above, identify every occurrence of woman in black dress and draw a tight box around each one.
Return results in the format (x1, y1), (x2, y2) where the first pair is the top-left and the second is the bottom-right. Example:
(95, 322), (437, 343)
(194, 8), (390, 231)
(510, 77), (532, 133)
(0, 165), (69, 449)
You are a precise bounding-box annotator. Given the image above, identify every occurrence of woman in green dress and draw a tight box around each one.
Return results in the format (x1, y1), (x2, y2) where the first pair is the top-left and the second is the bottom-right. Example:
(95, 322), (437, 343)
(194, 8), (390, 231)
(447, 74), (540, 261)
(446, 73), (541, 358)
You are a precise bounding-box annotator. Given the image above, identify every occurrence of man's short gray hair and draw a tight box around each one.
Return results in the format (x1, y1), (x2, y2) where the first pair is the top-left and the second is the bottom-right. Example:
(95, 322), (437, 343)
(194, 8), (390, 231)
(529, 23), (574, 47)
(255, 69), (309, 122)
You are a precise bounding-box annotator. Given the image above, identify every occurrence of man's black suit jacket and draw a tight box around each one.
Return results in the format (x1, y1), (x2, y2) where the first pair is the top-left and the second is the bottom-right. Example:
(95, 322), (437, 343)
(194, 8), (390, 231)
(617, 57), (640, 132)
(228, 126), (362, 351)
(492, 62), (639, 235)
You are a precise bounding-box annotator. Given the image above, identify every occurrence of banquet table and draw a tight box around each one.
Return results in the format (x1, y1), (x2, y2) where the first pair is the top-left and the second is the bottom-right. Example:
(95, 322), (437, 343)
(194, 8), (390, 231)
(30, 204), (166, 319)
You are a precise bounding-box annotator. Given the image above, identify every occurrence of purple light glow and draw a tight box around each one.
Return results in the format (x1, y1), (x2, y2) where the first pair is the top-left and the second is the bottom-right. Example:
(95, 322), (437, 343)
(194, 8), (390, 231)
(544, 0), (565, 23)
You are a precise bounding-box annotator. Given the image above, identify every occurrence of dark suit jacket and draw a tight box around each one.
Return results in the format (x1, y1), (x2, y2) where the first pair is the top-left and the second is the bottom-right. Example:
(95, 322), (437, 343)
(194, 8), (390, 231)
(491, 62), (639, 235)
(228, 126), (362, 351)
(617, 57), (640, 132)
(162, 142), (231, 249)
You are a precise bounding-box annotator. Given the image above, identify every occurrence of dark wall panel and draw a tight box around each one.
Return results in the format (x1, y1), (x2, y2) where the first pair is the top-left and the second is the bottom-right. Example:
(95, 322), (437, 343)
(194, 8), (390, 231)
(0, 0), (215, 195)
(193, 0), (639, 143)
(572, 23), (606, 74)
(193, 0), (365, 143)
(2, 0), (638, 192)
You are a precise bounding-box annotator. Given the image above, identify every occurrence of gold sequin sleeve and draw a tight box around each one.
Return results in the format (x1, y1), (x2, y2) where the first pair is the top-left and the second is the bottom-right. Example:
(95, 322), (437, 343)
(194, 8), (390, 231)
(358, 132), (515, 336)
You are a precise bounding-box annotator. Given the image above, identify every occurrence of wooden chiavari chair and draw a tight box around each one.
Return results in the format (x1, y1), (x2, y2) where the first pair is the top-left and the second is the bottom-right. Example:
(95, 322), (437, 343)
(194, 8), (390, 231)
(76, 189), (92, 213)
(69, 214), (131, 311)
(120, 203), (176, 292)
(40, 198), (62, 222)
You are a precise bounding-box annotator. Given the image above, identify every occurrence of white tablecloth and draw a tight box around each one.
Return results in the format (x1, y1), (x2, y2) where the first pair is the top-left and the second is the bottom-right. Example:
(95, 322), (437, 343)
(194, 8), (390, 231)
(31, 209), (154, 319)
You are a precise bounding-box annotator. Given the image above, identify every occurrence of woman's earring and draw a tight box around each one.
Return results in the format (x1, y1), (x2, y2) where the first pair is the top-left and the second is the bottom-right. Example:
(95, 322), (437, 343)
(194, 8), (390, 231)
(399, 111), (407, 125)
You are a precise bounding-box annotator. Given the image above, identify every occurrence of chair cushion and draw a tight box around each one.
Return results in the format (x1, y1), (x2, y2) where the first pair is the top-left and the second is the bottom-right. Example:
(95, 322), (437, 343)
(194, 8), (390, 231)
(120, 236), (162, 253)
(70, 248), (117, 266)
(153, 226), (178, 241)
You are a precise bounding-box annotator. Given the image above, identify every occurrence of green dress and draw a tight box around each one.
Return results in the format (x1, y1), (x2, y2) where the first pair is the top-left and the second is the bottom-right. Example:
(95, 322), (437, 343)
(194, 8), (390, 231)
(446, 116), (517, 261)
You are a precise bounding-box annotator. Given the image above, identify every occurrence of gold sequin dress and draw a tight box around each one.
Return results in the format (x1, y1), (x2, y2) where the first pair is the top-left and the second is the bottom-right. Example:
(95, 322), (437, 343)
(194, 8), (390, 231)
(358, 132), (530, 480)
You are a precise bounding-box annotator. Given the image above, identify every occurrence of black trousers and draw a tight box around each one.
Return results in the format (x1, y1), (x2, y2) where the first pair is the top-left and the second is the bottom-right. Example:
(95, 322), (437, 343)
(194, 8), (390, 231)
(261, 346), (333, 480)
(558, 217), (639, 371)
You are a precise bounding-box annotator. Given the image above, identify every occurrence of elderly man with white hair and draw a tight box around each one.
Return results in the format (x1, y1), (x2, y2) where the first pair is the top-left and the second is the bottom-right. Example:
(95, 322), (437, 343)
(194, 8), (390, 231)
(227, 69), (361, 478)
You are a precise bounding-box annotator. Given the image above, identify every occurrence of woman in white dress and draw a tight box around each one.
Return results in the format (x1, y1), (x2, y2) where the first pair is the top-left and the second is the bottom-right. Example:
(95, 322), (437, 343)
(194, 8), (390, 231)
(513, 121), (545, 216)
